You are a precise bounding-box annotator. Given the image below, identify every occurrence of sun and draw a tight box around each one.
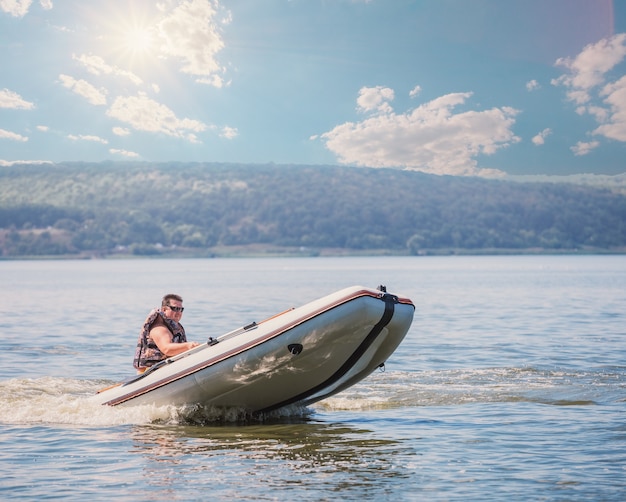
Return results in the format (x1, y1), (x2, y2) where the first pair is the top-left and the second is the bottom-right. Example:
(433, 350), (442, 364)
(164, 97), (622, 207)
(87, 3), (163, 74)
(103, 9), (160, 71)
(109, 21), (159, 71)
(123, 25), (155, 57)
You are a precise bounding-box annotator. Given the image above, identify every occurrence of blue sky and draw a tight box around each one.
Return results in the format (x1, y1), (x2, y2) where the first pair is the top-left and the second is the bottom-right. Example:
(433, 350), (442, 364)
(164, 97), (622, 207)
(1, 0), (625, 177)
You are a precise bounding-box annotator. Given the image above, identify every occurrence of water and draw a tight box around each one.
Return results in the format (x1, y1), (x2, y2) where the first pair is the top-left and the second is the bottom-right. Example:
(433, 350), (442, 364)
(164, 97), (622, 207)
(0, 255), (625, 500)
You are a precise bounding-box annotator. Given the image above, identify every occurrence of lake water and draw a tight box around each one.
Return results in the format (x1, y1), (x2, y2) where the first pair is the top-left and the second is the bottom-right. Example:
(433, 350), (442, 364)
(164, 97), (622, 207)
(0, 255), (625, 501)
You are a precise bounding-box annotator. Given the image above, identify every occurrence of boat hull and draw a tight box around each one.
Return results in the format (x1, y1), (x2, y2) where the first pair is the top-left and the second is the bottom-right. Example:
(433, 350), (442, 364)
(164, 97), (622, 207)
(93, 286), (415, 413)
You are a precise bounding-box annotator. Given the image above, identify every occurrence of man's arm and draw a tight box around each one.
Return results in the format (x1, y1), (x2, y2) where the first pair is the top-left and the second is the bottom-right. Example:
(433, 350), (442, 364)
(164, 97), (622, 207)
(150, 326), (198, 356)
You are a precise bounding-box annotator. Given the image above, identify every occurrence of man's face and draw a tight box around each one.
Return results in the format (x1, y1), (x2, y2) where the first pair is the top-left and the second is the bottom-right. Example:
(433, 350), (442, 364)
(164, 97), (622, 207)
(163, 299), (184, 321)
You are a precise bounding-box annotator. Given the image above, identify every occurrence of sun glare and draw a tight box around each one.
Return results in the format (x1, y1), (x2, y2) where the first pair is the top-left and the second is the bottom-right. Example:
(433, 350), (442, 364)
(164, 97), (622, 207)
(123, 26), (155, 56)
(101, 6), (161, 72)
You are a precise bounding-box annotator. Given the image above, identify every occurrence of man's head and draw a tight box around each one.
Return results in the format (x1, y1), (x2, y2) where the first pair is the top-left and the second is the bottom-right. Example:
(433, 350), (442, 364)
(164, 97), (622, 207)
(161, 293), (184, 320)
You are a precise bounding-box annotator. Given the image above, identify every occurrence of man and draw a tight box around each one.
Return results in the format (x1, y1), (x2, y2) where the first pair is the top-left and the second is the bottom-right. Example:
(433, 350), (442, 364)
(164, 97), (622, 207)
(133, 293), (200, 373)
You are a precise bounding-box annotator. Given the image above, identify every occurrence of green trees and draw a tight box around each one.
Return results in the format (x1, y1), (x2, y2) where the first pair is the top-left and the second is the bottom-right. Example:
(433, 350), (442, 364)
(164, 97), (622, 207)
(1, 161), (625, 257)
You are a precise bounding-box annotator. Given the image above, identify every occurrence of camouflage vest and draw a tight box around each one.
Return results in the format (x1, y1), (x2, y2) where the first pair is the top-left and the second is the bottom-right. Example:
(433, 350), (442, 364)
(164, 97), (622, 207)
(133, 309), (187, 369)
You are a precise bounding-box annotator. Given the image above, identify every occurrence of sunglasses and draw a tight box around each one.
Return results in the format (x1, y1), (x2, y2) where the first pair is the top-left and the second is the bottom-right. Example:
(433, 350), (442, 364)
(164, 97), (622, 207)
(166, 305), (184, 312)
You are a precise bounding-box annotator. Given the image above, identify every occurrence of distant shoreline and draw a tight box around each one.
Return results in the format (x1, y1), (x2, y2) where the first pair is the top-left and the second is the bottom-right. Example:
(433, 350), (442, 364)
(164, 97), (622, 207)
(3, 163), (626, 257)
(2, 244), (625, 260)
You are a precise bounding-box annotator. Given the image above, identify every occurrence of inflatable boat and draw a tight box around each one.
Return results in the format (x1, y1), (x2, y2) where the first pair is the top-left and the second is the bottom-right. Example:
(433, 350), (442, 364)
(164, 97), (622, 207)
(93, 285), (415, 414)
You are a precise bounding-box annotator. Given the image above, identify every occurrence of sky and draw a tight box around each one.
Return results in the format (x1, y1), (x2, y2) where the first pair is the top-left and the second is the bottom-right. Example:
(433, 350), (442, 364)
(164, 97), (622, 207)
(1, 0), (626, 177)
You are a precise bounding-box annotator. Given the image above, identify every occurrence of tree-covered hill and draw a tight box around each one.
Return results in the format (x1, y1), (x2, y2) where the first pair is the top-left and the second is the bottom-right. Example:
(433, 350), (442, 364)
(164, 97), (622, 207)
(1, 162), (625, 257)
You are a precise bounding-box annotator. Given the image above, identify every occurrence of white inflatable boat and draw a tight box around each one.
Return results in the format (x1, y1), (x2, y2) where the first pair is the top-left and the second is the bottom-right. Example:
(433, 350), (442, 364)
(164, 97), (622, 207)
(94, 285), (415, 414)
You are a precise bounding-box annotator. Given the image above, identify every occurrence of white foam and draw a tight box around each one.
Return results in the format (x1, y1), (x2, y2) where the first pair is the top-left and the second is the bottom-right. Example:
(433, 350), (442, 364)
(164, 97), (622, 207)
(0, 377), (313, 426)
(0, 377), (178, 426)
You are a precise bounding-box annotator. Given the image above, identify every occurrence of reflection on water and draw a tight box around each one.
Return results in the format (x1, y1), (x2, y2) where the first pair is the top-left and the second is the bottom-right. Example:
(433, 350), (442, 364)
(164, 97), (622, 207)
(129, 420), (413, 499)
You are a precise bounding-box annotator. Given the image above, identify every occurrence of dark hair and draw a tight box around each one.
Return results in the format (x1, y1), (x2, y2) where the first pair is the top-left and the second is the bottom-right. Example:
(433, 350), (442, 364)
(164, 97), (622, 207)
(162, 293), (183, 307)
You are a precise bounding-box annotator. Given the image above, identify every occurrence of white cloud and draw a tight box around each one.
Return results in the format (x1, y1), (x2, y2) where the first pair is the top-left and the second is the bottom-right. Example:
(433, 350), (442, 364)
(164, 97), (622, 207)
(112, 126), (131, 136)
(0, 0), (32, 17)
(586, 105), (609, 123)
(553, 34), (626, 100)
(73, 54), (143, 86)
(357, 86), (394, 114)
(110, 148), (139, 158)
(526, 80), (540, 92)
(0, 159), (53, 166)
(106, 93), (207, 141)
(531, 128), (551, 145)
(67, 134), (108, 144)
(594, 74), (626, 141)
(0, 128), (28, 141)
(157, 0), (226, 85)
(196, 74), (227, 88)
(571, 140), (600, 156)
(219, 126), (238, 139)
(319, 87), (519, 176)
(59, 74), (107, 105)
(0, 0), (51, 17)
(552, 33), (626, 152)
(0, 88), (35, 109)
(409, 85), (422, 98)
(36, 125), (49, 132)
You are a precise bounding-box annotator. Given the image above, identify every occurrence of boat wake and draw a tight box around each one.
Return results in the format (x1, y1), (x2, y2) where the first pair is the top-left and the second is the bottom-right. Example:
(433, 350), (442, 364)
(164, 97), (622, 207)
(315, 366), (624, 411)
(0, 377), (313, 426)
(1, 365), (620, 426)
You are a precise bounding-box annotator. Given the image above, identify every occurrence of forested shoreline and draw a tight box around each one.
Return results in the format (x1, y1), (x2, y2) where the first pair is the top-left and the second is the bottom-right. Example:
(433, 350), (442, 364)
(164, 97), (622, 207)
(1, 162), (625, 258)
